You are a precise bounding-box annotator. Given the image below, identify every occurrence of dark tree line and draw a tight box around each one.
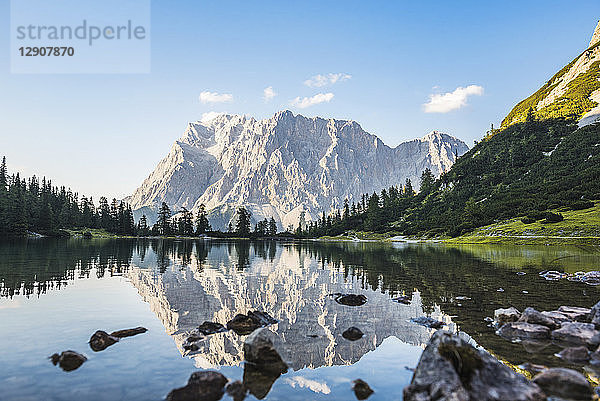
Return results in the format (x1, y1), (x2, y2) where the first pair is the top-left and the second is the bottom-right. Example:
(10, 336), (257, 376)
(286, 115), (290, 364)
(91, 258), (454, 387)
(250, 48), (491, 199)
(0, 157), (137, 237)
(298, 118), (600, 238)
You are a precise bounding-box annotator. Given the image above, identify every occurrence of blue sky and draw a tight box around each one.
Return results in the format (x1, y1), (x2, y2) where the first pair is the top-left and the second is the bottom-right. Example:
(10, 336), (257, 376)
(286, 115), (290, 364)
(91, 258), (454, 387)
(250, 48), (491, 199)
(0, 0), (598, 200)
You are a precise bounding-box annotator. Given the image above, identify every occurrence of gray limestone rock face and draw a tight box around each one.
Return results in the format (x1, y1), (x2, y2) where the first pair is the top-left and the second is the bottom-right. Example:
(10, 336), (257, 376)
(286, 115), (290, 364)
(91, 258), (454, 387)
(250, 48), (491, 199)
(127, 111), (469, 229)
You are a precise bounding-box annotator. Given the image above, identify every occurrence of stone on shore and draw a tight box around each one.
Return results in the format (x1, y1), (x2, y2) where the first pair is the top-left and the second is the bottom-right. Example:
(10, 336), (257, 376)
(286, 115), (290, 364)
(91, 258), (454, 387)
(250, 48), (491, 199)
(403, 330), (545, 401)
(494, 307), (521, 326)
(497, 322), (551, 340)
(533, 368), (592, 400)
(551, 322), (600, 346)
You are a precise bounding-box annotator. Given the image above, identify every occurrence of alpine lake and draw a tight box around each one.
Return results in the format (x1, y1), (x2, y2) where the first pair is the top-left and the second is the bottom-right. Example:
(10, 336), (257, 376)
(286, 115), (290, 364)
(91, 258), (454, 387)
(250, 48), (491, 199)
(1, 238), (600, 401)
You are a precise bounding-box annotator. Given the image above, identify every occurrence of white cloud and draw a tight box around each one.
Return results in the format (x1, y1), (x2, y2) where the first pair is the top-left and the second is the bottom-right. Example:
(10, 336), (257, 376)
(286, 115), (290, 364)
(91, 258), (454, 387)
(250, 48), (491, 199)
(200, 111), (226, 123)
(290, 93), (334, 108)
(304, 73), (351, 88)
(199, 91), (233, 104)
(285, 377), (331, 394)
(263, 86), (276, 101)
(423, 85), (484, 113)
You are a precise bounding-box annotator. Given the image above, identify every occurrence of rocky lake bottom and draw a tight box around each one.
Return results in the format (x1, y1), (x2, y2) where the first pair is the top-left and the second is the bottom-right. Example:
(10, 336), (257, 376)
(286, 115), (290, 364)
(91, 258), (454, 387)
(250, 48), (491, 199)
(1, 239), (600, 400)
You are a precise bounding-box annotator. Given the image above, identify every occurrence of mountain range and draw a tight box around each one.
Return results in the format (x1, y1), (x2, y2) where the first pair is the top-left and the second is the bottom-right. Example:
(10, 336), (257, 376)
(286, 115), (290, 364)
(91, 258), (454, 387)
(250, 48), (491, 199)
(127, 111), (468, 230)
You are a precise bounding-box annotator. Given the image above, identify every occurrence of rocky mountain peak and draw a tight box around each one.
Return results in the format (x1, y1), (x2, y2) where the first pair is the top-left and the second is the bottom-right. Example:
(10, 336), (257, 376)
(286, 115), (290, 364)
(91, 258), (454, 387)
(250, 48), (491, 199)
(129, 111), (469, 229)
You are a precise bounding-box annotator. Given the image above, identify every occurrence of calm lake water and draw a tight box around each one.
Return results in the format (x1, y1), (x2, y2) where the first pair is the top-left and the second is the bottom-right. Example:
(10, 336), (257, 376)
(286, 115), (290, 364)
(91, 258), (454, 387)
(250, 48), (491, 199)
(1, 239), (600, 401)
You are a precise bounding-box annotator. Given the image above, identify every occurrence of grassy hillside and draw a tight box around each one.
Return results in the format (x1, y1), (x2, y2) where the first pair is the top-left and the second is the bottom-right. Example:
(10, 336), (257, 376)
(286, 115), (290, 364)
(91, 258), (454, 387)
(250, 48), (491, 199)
(394, 119), (600, 237)
(501, 41), (600, 127)
(446, 202), (600, 245)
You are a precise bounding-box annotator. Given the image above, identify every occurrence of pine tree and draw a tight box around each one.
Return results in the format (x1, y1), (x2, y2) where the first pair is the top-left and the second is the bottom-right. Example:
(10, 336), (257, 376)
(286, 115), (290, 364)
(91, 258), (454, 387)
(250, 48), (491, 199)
(268, 217), (277, 235)
(195, 203), (211, 234)
(156, 202), (171, 236)
(419, 168), (435, 195)
(235, 207), (251, 236)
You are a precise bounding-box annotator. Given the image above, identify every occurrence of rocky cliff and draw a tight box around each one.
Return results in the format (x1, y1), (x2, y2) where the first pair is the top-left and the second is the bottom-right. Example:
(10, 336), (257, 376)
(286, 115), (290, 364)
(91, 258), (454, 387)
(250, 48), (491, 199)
(128, 111), (468, 229)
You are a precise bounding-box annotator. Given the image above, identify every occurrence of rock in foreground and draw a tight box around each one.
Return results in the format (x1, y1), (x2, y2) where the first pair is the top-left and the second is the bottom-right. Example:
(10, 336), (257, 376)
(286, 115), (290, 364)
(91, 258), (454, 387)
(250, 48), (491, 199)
(166, 371), (228, 401)
(403, 330), (546, 401)
(497, 322), (550, 340)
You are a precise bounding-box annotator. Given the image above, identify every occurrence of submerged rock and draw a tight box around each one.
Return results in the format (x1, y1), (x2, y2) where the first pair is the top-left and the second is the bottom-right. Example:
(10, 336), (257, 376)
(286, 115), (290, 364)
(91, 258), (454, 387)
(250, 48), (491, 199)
(89, 330), (119, 352)
(225, 380), (246, 401)
(533, 368), (592, 400)
(518, 307), (559, 329)
(49, 350), (87, 372)
(410, 316), (445, 329)
(342, 327), (364, 341)
(227, 311), (277, 335)
(110, 327), (148, 338)
(403, 330), (545, 401)
(332, 293), (367, 306)
(556, 346), (590, 363)
(197, 321), (227, 335)
(494, 307), (521, 326)
(166, 371), (228, 401)
(498, 322), (551, 340)
(227, 314), (262, 335)
(551, 322), (599, 346)
(392, 295), (411, 305)
(352, 379), (374, 400)
(247, 310), (278, 326)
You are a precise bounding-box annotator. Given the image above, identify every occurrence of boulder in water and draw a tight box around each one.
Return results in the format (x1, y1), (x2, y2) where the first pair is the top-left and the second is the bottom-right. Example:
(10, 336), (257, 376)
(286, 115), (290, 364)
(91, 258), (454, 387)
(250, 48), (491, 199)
(518, 307), (559, 329)
(497, 322), (550, 340)
(551, 322), (599, 346)
(403, 330), (546, 401)
(110, 327), (147, 338)
(332, 293), (367, 306)
(352, 379), (374, 400)
(49, 350), (87, 372)
(166, 371), (228, 401)
(494, 307), (521, 326)
(198, 321), (227, 335)
(410, 316), (445, 329)
(342, 327), (364, 341)
(89, 330), (119, 352)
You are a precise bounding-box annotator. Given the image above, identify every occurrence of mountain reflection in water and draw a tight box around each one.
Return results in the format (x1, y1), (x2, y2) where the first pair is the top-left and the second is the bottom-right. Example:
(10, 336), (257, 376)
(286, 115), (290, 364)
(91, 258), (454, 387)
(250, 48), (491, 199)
(1, 238), (600, 400)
